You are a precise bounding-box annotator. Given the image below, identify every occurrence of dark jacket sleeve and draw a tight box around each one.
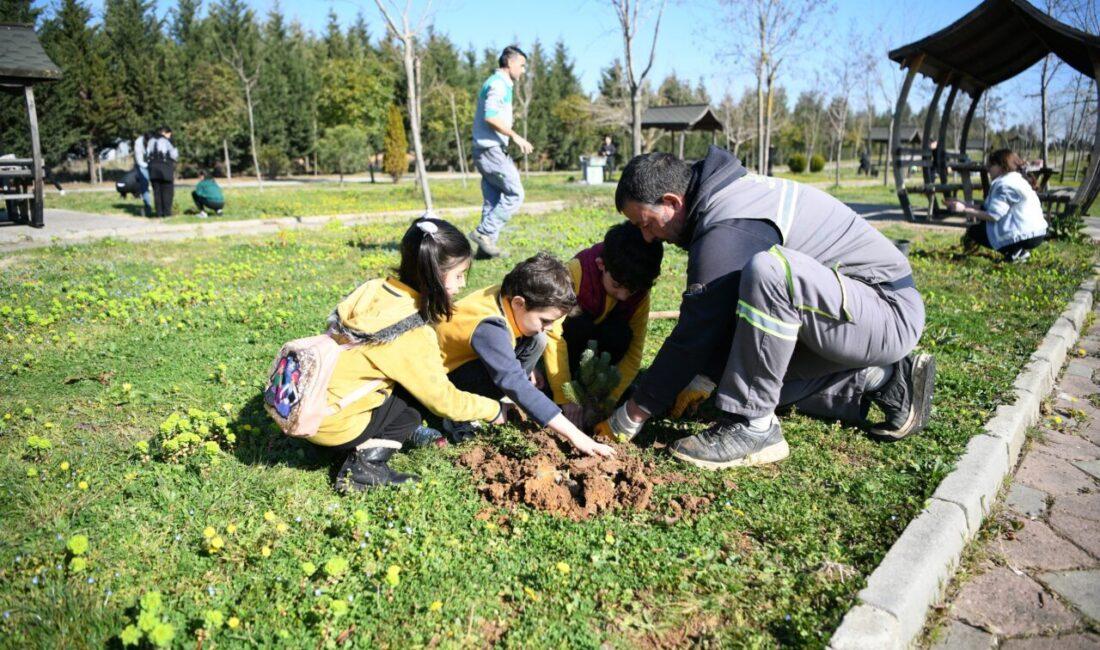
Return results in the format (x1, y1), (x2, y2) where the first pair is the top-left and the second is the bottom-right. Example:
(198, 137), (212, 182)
(633, 219), (780, 415)
(471, 319), (562, 427)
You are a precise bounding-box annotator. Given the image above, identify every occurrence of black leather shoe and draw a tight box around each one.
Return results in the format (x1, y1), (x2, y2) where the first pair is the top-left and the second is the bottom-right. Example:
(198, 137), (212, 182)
(868, 353), (935, 440)
(335, 445), (418, 493)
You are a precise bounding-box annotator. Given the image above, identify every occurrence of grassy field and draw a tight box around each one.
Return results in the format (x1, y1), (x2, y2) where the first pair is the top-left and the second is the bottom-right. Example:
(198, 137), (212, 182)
(0, 200), (1094, 648)
(47, 174), (612, 224)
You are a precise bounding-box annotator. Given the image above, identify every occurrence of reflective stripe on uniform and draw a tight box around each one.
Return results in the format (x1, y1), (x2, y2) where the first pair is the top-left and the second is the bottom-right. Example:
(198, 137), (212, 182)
(737, 299), (800, 341)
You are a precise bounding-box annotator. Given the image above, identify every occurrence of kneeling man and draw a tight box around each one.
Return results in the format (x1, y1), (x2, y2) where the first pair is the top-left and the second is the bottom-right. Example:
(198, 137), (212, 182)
(599, 147), (934, 468)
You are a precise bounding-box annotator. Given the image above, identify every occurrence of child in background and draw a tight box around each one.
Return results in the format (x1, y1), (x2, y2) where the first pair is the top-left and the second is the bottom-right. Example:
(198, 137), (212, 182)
(316, 218), (509, 493)
(543, 222), (663, 425)
(192, 171), (224, 218)
(434, 252), (616, 458)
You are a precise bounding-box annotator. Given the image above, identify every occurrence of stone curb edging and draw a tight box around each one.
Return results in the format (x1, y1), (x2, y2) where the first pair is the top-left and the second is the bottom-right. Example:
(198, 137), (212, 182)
(829, 265), (1100, 650)
(0, 200), (569, 253)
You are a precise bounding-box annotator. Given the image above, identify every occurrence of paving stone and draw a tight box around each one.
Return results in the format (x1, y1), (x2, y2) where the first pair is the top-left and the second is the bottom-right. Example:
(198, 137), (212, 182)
(1075, 459), (1100, 481)
(1039, 570), (1100, 622)
(1049, 510), (1100, 558)
(1058, 374), (1100, 399)
(952, 567), (1078, 637)
(1000, 633), (1100, 649)
(1080, 422), (1100, 447)
(993, 518), (1094, 571)
(1005, 483), (1049, 518)
(929, 619), (996, 650)
(1016, 451), (1098, 497)
(1068, 360), (1096, 378)
(1051, 493), (1100, 523)
(1033, 430), (1100, 462)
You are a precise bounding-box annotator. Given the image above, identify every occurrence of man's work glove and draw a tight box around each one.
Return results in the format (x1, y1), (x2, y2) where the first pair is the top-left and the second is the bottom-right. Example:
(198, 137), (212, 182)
(594, 403), (645, 443)
(670, 375), (716, 418)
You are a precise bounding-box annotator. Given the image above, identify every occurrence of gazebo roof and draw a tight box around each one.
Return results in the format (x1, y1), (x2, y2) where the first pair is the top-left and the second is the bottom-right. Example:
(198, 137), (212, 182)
(888, 0), (1100, 95)
(870, 126), (921, 144)
(641, 104), (724, 132)
(0, 23), (62, 85)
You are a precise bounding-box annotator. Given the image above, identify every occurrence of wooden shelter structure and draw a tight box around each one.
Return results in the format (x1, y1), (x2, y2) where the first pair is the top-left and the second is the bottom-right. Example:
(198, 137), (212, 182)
(1, 23), (61, 228)
(887, 0), (1100, 222)
(640, 104), (724, 159)
(869, 125), (921, 177)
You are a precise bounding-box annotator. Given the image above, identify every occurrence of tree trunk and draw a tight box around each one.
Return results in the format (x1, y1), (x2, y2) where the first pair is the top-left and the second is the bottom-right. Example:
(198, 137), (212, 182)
(86, 139), (95, 184)
(449, 92), (468, 187)
(630, 87), (642, 157)
(756, 63), (765, 174)
(764, 75), (775, 175)
(223, 139), (232, 179)
(244, 85), (262, 189)
(402, 36), (432, 210)
(834, 137), (842, 187)
(1040, 56), (1050, 165)
(883, 117), (894, 186)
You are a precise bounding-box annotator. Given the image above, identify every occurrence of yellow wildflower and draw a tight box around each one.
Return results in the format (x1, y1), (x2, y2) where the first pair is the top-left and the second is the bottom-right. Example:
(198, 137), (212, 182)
(555, 561), (571, 575)
(227, 617), (240, 629)
(78, 481), (89, 490)
(203, 527), (216, 539)
(226, 523), (237, 534)
(209, 536), (225, 551)
(263, 511), (276, 522)
(60, 461), (70, 471)
(429, 600), (443, 612)
(275, 522), (288, 533)
(260, 546), (271, 558)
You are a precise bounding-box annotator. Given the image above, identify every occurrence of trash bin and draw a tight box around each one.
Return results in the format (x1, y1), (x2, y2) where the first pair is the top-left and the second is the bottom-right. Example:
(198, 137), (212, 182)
(580, 155), (607, 185)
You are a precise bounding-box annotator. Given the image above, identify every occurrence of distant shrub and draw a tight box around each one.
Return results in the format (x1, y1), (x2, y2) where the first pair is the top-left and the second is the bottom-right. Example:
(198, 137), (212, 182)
(810, 154), (826, 173)
(787, 154), (807, 174)
(258, 145), (289, 179)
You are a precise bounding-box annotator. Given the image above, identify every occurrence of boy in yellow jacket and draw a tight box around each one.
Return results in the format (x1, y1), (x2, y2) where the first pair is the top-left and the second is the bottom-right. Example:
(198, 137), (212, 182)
(542, 222), (663, 425)
(435, 252), (615, 458)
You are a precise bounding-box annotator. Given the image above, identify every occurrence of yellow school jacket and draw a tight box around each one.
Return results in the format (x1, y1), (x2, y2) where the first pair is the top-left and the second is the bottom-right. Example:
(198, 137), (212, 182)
(434, 284), (524, 372)
(543, 257), (650, 404)
(313, 277), (499, 447)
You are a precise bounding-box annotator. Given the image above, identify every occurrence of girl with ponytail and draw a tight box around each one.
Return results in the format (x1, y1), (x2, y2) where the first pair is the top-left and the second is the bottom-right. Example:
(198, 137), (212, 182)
(312, 216), (509, 494)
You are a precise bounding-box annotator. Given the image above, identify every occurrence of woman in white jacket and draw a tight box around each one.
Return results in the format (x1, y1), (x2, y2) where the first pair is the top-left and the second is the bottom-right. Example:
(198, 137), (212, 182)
(947, 149), (1048, 263)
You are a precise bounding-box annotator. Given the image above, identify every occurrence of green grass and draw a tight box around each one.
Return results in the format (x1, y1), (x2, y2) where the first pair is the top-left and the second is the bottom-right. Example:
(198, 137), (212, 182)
(47, 174), (612, 224)
(0, 203), (1093, 648)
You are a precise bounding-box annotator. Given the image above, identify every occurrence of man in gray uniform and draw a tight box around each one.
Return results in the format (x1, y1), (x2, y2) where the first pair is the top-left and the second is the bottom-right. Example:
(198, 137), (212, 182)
(597, 147), (934, 469)
(468, 45), (533, 259)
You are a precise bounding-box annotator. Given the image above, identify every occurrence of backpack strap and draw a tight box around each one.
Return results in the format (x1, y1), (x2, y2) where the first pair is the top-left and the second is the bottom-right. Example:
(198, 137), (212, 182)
(325, 379), (384, 416)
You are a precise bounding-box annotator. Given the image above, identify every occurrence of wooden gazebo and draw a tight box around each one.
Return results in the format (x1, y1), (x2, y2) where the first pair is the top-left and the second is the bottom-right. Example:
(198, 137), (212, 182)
(1, 23), (61, 228)
(887, 0), (1100, 222)
(641, 104), (724, 159)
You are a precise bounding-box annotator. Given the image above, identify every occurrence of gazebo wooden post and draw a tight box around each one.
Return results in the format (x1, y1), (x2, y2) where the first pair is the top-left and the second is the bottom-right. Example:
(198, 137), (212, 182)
(892, 55), (924, 222)
(936, 83), (959, 187)
(918, 79), (947, 219)
(24, 85), (44, 228)
(1071, 56), (1100, 218)
(677, 131), (685, 159)
(958, 89), (983, 204)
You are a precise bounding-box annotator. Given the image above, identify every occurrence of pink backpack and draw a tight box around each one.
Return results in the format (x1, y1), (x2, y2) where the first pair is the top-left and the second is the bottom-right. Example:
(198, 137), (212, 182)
(263, 334), (382, 438)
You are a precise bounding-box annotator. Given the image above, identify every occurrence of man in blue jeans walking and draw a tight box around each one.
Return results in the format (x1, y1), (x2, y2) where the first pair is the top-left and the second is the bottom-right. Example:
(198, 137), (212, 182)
(468, 45), (533, 258)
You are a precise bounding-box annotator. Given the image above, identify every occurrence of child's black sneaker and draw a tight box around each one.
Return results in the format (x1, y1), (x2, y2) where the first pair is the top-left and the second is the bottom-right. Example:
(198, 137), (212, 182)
(868, 353), (935, 440)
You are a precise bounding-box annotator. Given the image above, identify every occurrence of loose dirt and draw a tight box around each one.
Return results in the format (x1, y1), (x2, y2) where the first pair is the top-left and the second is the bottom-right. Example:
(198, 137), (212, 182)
(457, 429), (656, 520)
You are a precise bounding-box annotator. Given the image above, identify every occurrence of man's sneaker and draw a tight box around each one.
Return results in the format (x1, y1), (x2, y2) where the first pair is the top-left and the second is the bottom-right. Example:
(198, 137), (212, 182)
(215, 209), (223, 216)
(197, 210), (208, 219)
(443, 418), (482, 444)
(668, 415), (789, 470)
(468, 230), (502, 258)
(1007, 249), (1031, 264)
(868, 353), (936, 439)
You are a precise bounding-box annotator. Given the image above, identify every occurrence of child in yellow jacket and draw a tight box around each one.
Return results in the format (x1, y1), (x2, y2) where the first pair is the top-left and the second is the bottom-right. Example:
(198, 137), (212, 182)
(542, 222), (663, 425)
(434, 252), (615, 458)
(317, 218), (508, 493)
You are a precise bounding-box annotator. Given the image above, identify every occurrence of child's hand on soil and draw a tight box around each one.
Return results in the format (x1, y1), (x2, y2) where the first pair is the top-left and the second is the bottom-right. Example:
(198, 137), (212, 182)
(570, 433), (615, 458)
(490, 402), (511, 425)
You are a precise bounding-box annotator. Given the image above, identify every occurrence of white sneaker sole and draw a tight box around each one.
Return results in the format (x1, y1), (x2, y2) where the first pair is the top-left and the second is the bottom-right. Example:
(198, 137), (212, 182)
(669, 438), (790, 470)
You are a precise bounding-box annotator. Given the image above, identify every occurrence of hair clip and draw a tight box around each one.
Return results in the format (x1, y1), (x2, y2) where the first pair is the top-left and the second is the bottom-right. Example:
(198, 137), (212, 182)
(416, 219), (439, 235)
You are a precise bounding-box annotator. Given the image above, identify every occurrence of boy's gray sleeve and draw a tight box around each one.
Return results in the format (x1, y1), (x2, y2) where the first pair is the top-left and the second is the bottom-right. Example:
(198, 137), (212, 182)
(471, 320), (561, 426)
(632, 219), (780, 415)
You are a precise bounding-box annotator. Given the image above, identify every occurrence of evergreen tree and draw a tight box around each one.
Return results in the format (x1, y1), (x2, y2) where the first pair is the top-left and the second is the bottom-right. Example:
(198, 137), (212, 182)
(382, 103), (407, 182)
(316, 124), (370, 182)
(102, 0), (167, 135)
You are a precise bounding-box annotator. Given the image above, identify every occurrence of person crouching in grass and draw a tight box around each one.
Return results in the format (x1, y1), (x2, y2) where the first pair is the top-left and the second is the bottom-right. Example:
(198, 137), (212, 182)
(192, 171), (224, 219)
(316, 218), (510, 493)
(542, 222), (663, 426)
(434, 252), (616, 458)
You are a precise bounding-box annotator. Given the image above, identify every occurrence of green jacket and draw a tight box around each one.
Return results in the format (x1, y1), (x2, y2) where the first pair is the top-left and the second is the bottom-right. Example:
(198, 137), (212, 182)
(194, 178), (224, 205)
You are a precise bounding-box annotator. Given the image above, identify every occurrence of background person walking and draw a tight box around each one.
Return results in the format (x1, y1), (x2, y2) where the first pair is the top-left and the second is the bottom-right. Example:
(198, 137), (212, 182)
(146, 126), (178, 218)
(133, 131), (154, 217)
(468, 45), (533, 259)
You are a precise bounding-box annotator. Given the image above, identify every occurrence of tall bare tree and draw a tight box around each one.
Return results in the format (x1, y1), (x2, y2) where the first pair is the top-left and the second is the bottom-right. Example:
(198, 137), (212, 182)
(374, 0), (434, 210)
(721, 0), (831, 175)
(610, 0), (665, 157)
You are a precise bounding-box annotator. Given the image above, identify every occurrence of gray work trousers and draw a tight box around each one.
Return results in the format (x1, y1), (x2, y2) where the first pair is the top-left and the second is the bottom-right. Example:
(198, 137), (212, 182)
(717, 245), (925, 423)
(473, 146), (525, 242)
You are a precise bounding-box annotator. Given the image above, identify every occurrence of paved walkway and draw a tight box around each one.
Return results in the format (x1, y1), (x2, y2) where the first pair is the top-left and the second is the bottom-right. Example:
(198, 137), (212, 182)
(925, 310), (1100, 649)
